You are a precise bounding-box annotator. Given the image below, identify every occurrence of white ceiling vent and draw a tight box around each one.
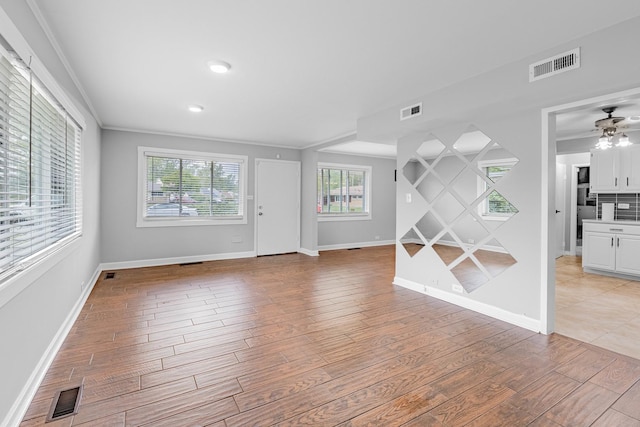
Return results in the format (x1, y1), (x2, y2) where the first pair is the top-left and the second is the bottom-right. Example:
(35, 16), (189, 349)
(529, 48), (580, 82)
(400, 102), (422, 121)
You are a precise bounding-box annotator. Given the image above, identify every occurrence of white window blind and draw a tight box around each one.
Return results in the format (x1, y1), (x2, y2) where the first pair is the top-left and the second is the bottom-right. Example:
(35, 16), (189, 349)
(0, 44), (82, 281)
(141, 149), (245, 224)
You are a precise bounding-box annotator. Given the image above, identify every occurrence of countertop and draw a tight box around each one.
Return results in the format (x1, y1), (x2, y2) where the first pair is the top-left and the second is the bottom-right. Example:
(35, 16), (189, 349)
(583, 219), (640, 226)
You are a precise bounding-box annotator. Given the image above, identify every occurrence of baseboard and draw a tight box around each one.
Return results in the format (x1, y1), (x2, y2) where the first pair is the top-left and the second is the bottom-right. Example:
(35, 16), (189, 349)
(582, 267), (640, 282)
(318, 240), (395, 251)
(393, 276), (542, 333)
(3, 266), (101, 427)
(298, 247), (319, 257)
(100, 250), (257, 271)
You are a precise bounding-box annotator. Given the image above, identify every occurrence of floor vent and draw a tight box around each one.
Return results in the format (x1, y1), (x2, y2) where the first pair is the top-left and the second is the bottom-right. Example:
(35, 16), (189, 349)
(529, 47), (580, 82)
(47, 386), (82, 422)
(347, 247), (362, 250)
(400, 102), (422, 121)
(104, 272), (115, 279)
(179, 261), (203, 266)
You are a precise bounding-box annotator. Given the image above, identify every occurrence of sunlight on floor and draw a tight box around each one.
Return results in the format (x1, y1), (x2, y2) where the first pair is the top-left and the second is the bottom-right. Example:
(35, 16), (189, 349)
(556, 256), (640, 359)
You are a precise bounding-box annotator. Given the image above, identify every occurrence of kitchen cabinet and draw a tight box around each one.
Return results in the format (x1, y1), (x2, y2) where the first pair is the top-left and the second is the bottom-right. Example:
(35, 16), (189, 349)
(583, 221), (640, 276)
(590, 146), (640, 193)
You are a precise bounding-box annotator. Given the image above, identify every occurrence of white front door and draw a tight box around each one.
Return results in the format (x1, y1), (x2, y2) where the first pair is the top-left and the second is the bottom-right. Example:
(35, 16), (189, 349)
(555, 163), (566, 258)
(255, 159), (300, 256)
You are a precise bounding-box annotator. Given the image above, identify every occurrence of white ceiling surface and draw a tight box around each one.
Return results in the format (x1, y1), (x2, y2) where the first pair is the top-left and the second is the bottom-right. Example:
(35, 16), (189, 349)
(31, 0), (640, 152)
(556, 99), (640, 141)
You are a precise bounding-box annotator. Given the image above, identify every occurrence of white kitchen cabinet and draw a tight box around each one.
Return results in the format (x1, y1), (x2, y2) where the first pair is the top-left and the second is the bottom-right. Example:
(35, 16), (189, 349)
(590, 148), (619, 192)
(583, 221), (640, 277)
(616, 234), (640, 275)
(590, 146), (640, 193)
(583, 231), (616, 271)
(621, 145), (640, 192)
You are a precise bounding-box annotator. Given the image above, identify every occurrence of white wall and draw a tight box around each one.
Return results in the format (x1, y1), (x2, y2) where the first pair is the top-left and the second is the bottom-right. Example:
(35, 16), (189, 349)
(300, 148), (319, 254)
(0, 1), (102, 424)
(316, 152), (396, 249)
(358, 16), (640, 332)
(100, 129), (301, 265)
(396, 116), (542, 326)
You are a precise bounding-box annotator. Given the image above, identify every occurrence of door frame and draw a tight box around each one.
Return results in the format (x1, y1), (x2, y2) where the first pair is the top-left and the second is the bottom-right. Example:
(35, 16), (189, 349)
(254, 158), (301, 255)
(555, 162), (566, 258)
(540, 86), (640, 334)
(569, 162), (590, 256)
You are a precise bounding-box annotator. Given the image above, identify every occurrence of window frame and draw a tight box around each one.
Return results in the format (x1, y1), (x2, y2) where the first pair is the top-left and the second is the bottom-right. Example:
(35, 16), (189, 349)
(317, 162), (372, 222)
(476, 158), (517, 222)
(136, 146), (248, 227)
(0, 37), (83, 285)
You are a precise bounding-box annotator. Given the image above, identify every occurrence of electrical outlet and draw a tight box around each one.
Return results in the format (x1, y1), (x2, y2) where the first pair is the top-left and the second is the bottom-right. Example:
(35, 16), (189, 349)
(406, 193), (412, 203)
(468, 239), (475, 244)
(375, 235), (380, 240)
(452, 283), (464, 293)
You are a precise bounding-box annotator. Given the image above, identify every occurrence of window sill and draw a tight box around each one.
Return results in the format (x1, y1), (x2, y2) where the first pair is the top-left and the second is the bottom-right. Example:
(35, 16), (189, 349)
(318, 214), (371, 222)
(480, 215), (512, 222)
(136, 216), (247, 228)
(0, 233), (82, 308)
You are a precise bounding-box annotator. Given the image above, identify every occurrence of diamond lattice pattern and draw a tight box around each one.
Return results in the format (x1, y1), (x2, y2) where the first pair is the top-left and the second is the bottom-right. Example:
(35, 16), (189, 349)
(400, 129), (519, 292)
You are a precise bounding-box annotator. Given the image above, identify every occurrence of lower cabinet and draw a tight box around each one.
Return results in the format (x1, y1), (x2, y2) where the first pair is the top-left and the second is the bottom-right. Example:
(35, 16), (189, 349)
(616, 235), (640, 275)
(583, 222), (640, 276)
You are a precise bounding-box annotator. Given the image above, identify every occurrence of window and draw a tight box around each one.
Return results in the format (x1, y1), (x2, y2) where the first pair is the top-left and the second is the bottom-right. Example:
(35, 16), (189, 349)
(0, 42), (82, 281)
(477, 159), (518, 220)
(137, 147), (247, 227)
(317, 163), (371, 220)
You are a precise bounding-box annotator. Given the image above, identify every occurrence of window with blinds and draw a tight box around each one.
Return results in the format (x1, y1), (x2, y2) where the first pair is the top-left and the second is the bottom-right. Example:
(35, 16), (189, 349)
(0, 44), (82, 281)
(317, 163), (371, 220)
(138, 147), (246, 226)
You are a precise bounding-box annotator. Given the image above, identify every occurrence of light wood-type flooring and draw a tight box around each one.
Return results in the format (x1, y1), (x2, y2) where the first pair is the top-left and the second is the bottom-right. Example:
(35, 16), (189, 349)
(556, 255), (640, 360)
(21, 246), (640, 426)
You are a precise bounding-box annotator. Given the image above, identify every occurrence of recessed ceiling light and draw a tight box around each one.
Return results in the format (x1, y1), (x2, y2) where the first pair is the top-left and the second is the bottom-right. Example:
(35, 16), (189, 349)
(188, 104), (204, 113)
(208, 60), (231, 74)
(629, 116), (640, 121)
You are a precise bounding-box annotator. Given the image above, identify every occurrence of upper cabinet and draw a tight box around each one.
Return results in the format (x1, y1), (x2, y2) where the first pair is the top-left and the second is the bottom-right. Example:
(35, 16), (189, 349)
(590, 146), (640, 193)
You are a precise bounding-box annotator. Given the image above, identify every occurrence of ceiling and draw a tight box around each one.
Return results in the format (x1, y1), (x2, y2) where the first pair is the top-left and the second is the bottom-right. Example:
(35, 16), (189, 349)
(556, 99), (640, 141)
(29, 0), (640, 153)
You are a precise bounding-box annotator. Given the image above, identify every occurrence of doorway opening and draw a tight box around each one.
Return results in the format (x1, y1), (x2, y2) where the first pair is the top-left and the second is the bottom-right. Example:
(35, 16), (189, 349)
(543, 86), (640, 358)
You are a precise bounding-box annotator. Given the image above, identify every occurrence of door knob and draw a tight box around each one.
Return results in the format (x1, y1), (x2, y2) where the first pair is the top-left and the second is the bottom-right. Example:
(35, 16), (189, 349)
(258, 212), (263, 216)
(556, 210), (561, 213)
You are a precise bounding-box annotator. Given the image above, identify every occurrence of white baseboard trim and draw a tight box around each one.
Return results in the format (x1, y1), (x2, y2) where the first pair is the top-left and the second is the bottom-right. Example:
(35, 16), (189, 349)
(4, 266), (101, 427)
(298, 247), (319, 257)
(393, 276), (542, 333)
(100, 251), (257, 271)
(582, 267), (640, 282)
(318, 240), (395, 251)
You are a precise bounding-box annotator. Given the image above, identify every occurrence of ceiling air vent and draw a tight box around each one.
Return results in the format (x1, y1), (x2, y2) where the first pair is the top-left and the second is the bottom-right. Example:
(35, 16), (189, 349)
(529, 48), (580, 82)
(400, 102), (422, 121)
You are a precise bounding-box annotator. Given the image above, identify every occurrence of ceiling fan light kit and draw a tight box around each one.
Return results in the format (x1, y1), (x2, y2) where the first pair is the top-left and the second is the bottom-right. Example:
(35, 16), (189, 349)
(594, 106), (634, 149)
(617, 134), (632, 147)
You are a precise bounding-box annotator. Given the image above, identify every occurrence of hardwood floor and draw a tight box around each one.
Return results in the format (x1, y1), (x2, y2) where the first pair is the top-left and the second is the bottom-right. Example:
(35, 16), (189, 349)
(21, 246), (640, 426)
(556, 255), (640, 360)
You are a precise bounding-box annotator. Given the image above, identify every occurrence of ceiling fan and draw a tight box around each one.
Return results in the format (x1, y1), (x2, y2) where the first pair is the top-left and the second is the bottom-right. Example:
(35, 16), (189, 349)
(593, 106), (632, 149)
